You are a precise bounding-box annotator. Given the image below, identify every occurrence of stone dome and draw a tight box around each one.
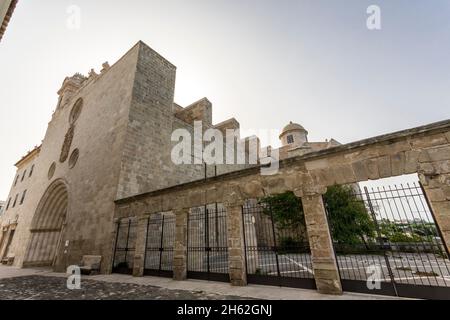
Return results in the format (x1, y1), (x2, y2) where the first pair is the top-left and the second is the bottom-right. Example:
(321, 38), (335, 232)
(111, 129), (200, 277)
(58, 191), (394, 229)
(279, 122), (307, 139)
(279, 121), (309, 147)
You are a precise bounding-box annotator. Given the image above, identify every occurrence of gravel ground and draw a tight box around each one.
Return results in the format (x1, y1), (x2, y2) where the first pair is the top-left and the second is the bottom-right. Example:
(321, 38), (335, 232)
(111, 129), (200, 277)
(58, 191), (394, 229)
(0, 275), (251, 300)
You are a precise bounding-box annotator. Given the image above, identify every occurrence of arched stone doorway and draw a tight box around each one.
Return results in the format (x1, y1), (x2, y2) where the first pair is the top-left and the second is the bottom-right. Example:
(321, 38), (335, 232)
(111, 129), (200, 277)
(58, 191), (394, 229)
(23, 180), (68, 268)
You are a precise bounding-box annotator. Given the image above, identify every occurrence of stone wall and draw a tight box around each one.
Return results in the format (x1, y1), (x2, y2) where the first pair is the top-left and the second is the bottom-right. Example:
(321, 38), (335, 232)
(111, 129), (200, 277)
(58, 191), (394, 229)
(115, 119), (450, 295)
(175, 98), (213, 127)
(1, 42), (141, 271)
(1, 40), (260, 272)
(116, 44), (254, 199)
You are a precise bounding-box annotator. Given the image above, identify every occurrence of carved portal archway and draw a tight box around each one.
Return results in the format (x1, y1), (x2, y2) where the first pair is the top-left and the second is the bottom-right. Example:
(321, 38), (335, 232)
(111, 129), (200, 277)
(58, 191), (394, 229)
(23, 180), (68, 267)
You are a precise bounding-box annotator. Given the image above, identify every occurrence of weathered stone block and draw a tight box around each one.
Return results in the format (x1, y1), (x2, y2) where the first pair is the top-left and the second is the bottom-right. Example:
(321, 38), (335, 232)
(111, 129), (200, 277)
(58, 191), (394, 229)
(438, 173), (450, 185)
(343, 148), (379, 163)
(352, 161), (369, 182)
(410, 134), (448, 149)
(445, 132), (450, 143)
(320, 168), (338, 186)
(425, 188), (446, 202)
(366, 158), (380, 180)
(419, 173), (445, 188)
(377, 156), (392, 178)
(187, 191), (206, 208)
(333, 165), (357, 184)
(305, 158), (329, 171)
(435, 216), (450, 233)
(315, 269), (340, 280)
(262, 176), (289, 195)
(426, 146), (450, 162)
(418, 150), (432, 163)
(223, 185), (244, 206)
(390, 153), (406, 176)
(315, 278), (342, 295)
(241, 180), (264, 198)
(229, 268), (246, 286)
(404, 150), (420, 174)
(432, 201), (450, 220)
(435, 160), (450, 174)
(377, 140), (411, 156)
(419, 162), (436, 176)
(229, 259), (245, 269)
(443, 186), (450, 200)
(283, 174), (302, 191)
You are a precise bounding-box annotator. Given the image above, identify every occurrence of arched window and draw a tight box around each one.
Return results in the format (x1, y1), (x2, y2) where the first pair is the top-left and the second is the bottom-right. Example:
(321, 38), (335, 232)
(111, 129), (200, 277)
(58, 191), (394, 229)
(6, 198), (11, 211)
(69, 98), (83, 124)
(12, 194), (18, 208)
(29, 165), (35, 177)
(20, 190), (27, 205)
(287, 135), (294, 144)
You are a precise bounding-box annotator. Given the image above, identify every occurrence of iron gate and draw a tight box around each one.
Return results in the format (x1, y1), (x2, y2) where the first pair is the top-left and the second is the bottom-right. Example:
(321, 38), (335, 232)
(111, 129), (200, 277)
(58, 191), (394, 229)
(325, 182), (450, 300)
(144, 213), (175, 278)
(187, 205), (229, 282)
(112, 217), (137, 275)
(242, 202), (316, 289)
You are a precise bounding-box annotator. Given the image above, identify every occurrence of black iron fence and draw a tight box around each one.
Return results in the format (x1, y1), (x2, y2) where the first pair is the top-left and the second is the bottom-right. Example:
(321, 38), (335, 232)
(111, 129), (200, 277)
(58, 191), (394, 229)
(187, 205), (229, 282)
(144, 213), (175, 277)
(242, 201), (316, 289)
(325, 182), (450, 300)
(112, 217), (137, 275)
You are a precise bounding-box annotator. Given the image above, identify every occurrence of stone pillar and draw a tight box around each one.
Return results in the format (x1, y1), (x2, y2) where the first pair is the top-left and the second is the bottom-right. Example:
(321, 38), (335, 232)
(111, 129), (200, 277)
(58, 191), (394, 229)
(173, 208), (189, 281)
(420, 173), (450, 255)
(301, 193), (342, 295)
(225, 203), (247, 286)
(418, 144), (450, 255)
(132, 216), (148, 277)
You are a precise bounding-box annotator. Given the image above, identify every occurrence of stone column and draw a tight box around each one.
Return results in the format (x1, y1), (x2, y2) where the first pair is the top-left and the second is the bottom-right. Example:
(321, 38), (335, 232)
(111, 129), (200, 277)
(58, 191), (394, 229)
(225, 203), (247, 286)
(173, 208), (189, 281)
(417, 144), (450, 255)
(420, 173), (450, 255)
(132, 216), (149, 277)
(301, 193), (342, 295)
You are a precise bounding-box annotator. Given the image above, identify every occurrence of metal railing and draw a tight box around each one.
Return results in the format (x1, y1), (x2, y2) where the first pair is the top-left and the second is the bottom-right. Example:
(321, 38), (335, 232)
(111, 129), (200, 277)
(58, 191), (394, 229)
(325, 181), (450, 299)
(187, 205), (229, 282)
(144, 213), (175, 277)
(112, 218), (137, 275)
(242, 202), (315, 289)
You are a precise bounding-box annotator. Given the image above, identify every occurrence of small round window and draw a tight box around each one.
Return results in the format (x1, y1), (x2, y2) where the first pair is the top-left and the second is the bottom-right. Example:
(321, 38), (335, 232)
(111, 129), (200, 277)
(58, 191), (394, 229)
(69, 149), (79, 169)
(69, 98), (83, 124)
(48, 162), (56, 180)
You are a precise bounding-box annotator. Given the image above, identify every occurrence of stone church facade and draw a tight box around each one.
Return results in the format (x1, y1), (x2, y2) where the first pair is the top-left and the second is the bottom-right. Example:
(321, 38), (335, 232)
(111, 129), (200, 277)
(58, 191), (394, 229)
(1, 41), (450, 298)
(0, 41), (337, 272)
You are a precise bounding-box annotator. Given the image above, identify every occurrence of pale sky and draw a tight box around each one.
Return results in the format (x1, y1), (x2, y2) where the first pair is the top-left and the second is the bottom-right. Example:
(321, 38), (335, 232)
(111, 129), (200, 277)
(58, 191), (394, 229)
(1, 0), (449, 199)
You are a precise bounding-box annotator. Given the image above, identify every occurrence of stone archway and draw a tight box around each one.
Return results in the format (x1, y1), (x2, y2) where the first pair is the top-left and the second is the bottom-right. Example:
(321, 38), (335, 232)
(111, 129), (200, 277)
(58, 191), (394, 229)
(23, 180), (68, 268)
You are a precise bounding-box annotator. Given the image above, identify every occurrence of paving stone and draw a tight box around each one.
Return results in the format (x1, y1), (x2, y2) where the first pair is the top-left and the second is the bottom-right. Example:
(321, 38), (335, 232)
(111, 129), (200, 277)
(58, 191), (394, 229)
(0, 276), (252, 300)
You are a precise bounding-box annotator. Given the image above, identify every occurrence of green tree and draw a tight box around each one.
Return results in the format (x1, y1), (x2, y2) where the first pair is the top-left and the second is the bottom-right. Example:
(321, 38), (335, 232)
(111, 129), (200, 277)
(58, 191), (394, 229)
(324, 185), (376, 248)
(259, 192), (306, 244)
(379, 219), (425, 243)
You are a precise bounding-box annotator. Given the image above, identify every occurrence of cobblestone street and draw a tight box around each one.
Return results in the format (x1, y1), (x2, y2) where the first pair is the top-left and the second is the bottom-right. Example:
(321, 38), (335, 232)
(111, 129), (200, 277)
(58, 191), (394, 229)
(0, 276), (249, 300)
(0, 266), (400, 300)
